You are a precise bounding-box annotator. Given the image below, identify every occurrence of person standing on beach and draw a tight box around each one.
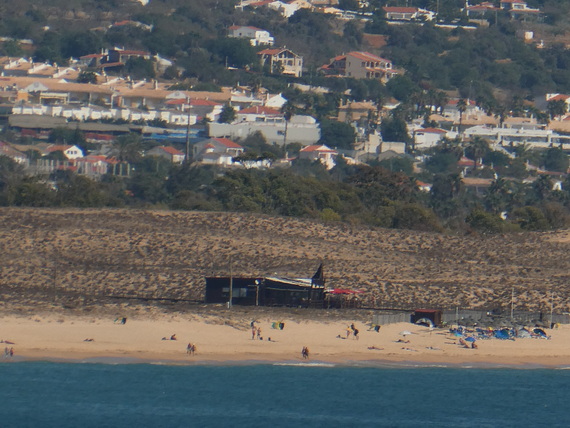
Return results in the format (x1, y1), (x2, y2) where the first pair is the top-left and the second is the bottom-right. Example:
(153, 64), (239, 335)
(9, 348), (13, 358)
(302, 346), (309, 359)
(3, 347), (8, 358)
(187, 343), (192, 355)
(257, 327), (262, 340)
(251, 325), (256, 340)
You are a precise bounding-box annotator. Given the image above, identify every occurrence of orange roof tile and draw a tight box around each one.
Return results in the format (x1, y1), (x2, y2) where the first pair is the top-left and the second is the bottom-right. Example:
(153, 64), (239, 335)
(157, 146), (184, 155)
(213, 138), (243, 149)
(239, 106), (282, 115)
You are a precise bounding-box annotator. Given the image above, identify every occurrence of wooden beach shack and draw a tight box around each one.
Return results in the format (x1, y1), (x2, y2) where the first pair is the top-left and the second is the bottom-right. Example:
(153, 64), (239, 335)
(204, 264), (326, 308)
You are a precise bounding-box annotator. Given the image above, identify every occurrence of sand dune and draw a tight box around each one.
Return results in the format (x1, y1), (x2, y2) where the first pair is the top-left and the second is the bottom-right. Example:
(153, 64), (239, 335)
(1, 208), (569, 313)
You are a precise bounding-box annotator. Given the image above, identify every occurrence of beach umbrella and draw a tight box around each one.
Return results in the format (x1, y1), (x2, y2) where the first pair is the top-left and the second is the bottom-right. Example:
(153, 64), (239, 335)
(465, 337), (476, 342)
(399, 331), (412, 336)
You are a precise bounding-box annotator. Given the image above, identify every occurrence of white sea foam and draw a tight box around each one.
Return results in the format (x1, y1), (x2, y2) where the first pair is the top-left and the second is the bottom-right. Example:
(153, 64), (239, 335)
(273, 362), (336, 368)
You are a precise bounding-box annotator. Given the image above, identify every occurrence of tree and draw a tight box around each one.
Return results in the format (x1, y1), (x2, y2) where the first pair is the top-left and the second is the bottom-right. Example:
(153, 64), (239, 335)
(112, 133), (143, 164)
(338, 0), (360, 10)
(125, 57), (156, 80)
(318, 120), (356, 150)
(457, 98), (467, 132)
(2, 40), (22, 57)
(547, 99), (567, 120)
(77, 71), (98, 84)
(543, 147), (569, 173)
(281, 101), (296, 146)
(512, 206), (549, 231)
(380, 116), (410, 143)
(0, 155), (25, 205)
(484, 177), (510, 214)
(218, 104), (236, 124)
(465, 136), (490, 171)
(466, 209), (504, 234)
(392, 203), (443, 232)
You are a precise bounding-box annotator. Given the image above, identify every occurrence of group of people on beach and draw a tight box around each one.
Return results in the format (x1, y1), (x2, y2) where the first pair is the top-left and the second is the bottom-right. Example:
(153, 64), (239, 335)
(251, 321), (263, 340)
(3, 347), (13, 358)
(186, 343), (196, 356)
(341, 323), (359, 340)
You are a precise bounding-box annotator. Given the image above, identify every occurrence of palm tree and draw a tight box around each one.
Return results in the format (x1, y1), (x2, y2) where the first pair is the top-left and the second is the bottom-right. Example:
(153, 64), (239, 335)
(484, 177), (510, 214)
(457, 98), (467, 134)
(112, 133), (143, 164)
(434, 91), (448, 115)
(465, 136), (490, 170)
(281, 101), (296, 146)
(494, 104), (508, 128)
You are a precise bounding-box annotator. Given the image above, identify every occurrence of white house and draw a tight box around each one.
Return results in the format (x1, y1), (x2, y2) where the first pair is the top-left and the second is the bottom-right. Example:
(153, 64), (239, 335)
(193, 137), (244, 166)
(299, 144), (338, 169)
(413, 127), (456, 149)
(383, 6), (435, 21)
(45, 144), (84, 160)
(237, 106), (283, 123)
(228, 25), (274, 46)
(147, 146), (186, 164)
(257, 48), (303, 77)
(208, 114), (320, 147)
(320, 51), (396, 82)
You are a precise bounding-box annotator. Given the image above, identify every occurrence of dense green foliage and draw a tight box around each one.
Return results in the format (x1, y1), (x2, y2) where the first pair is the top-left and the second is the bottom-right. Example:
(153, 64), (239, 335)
(1, 0), (568, 100)
(2, 137), (569, 233)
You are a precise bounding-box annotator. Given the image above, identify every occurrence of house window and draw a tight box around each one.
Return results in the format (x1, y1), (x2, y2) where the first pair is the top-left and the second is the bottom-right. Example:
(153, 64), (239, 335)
(361, 62), (365, 67)
(277, 130), (285, 136)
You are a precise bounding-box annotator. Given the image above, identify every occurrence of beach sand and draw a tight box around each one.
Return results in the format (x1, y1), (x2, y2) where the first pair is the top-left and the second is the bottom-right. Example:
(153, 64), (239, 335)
(1, 311), (569, 367)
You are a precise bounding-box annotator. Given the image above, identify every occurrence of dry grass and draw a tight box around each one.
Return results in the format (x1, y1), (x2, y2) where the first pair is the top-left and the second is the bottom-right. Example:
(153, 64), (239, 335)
(1, 208), (569, 314)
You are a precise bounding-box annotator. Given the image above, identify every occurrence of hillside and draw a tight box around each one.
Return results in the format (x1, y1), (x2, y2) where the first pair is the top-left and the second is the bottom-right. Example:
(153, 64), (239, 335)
(1, 208), (569, 314)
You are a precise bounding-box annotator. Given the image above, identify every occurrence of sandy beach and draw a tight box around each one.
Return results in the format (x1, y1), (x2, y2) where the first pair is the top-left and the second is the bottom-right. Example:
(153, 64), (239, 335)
(1, 310), (569, 367)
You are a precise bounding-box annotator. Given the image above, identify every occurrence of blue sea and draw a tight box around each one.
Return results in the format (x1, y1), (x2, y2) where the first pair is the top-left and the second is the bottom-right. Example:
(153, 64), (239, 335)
(0, 361), (567, 427)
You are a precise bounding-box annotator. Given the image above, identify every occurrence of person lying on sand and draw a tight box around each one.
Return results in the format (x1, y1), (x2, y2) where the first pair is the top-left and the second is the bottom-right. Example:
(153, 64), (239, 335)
(162, 335), (177, 341)
(367, 346), (383, 350)
(396, 339), (410, 343)
(426, 346), (441, 350)
(83, 338), (94, 342)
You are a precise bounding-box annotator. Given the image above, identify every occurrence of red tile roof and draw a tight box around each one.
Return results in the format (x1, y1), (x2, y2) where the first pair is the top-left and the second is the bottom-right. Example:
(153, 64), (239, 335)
(47, 145), (73, 152)
(257, 48), (282, 55)
(165, 99), (186, 105)
(347, 51), (391, 64)
(417, 127), (447, 134)
(213, 138), (243, 149)
(448, 99), (477, 106)
(239, 106), (282, 115)
(80, 54), (104, 59)
(300, 145), (337, 153)
(157, 146), (184, 155)
(190, 99), (222, 106)
(383, 6), (418, 13)
(548, 94), (570, 102)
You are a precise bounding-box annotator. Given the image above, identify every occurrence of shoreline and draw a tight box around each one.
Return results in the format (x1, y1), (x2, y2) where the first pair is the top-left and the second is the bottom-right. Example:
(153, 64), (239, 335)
(4, 355), (570, 369)
(1, 311), (569, 369)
